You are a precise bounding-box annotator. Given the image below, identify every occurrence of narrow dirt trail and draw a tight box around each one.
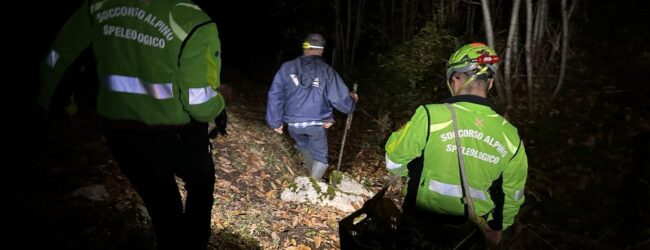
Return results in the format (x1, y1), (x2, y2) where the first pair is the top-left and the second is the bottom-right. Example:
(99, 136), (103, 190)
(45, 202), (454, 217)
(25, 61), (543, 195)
(206, 98), (392, 249)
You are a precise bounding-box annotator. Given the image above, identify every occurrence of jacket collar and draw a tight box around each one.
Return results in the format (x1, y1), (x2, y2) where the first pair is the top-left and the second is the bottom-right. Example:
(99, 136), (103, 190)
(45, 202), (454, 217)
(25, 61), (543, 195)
(301, 55), (324, 60)
(442, 95), (496, 110)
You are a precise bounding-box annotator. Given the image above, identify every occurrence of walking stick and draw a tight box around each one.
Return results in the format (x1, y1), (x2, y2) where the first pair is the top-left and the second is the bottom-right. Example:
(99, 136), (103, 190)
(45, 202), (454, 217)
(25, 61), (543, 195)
(336, 83), (358, 172)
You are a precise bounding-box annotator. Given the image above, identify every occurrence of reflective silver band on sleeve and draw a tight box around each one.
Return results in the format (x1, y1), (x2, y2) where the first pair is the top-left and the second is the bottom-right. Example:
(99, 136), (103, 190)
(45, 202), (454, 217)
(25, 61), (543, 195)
(385, 154), (403, 170)
(105, 75), (173, 99)
(188, 86), (217, 105)
(46, 50), (60, 68)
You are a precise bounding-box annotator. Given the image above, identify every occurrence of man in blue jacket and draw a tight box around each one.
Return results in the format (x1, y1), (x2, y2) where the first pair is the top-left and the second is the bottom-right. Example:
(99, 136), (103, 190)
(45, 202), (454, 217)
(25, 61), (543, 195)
(266, 33), (358, 180)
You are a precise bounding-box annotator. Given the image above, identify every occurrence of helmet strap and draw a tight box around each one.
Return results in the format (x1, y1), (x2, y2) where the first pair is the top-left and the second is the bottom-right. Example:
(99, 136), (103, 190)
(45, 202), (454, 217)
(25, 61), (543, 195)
(461, 65), (490, 88)
(448, 66), (490, 96)
(447, 80), (455, 96)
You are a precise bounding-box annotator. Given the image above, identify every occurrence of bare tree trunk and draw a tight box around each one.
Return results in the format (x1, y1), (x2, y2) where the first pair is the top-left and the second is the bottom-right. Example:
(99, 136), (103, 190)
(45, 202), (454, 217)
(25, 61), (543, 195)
(551, 0), (573, 101)
(378, 0), (389, 46)
(548, 24), (561, 65)
(451, 0), (458, 29)
(513, 21), (520, 72)
(532, 0), (542, 57)
(480, 0), (503, 102)
(525, 0), (535, 116)
(537, 0), (549, 70)
(344, 0), (352, 68)
(468, 5), (476, 35)
(350, 0), (366, 66)
(466, 5), (472, 35)
(334, 0), (342, 69)
(504, 0), (522, 110)
(409, 0), (419, 39)
(480, 0), (496, 53)
(535, 0), (548, 61)
(504, 0), (522, 108)
(401, 0), (407, 41)
(423, 0), (436, 22)
(390, 0), (396, 43)
(439, 0), (445, 27)
(333, 0), (369, 69)
(431, 0), (435, 22)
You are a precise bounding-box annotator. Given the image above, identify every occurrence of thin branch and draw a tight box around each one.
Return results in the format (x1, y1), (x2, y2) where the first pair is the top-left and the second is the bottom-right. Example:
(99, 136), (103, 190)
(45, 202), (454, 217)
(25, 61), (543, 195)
(460, 0), (481, 6)
(358, 108), (391, 131)
(523, 225), (560, 250)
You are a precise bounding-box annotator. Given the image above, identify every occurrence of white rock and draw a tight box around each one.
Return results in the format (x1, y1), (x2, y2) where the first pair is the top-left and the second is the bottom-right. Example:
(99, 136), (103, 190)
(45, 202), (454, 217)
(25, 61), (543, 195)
(281, 176), (374, 212)
(338, 175), (373, 197)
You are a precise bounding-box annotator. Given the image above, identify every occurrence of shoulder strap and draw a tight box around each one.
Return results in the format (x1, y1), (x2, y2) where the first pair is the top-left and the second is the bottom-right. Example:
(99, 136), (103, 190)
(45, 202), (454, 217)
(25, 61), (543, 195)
(422, 105), (431, 143)
(446, 103), (481, 224)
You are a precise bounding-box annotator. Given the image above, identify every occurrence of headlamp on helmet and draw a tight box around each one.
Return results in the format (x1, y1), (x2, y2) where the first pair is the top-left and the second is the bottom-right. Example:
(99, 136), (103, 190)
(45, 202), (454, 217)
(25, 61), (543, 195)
(302, 42), (324, 49)
(445, 43), (500, 94)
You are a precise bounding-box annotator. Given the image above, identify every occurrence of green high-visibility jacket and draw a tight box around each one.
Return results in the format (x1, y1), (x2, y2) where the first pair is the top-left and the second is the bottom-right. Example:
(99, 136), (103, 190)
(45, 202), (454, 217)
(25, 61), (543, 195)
(385, 95), (528, 230)
(39, 0), (224, 125)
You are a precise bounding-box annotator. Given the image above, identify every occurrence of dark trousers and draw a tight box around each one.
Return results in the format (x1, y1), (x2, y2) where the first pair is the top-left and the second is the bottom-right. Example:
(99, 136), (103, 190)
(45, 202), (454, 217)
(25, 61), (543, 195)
(287, 125), (329, 164)
(104, 121), (215, 250)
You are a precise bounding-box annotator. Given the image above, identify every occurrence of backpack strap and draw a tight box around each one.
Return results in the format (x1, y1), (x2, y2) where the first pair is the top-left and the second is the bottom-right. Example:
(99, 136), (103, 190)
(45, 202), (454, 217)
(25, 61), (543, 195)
(446, 103), (487, 230)
(422, 105), (431, 143)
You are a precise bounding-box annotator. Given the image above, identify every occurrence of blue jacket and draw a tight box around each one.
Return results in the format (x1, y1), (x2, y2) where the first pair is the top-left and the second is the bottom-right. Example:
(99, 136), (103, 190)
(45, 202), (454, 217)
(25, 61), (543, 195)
(266, 55), (355, 129)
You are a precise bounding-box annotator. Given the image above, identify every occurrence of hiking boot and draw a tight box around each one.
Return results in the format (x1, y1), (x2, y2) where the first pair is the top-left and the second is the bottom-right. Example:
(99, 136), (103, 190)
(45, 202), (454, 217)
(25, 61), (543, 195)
(311, 161), (328, 180)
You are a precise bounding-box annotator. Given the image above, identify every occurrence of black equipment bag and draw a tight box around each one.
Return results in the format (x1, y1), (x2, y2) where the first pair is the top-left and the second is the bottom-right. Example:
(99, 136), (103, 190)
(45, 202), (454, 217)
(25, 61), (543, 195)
(338, 186), (401, 249)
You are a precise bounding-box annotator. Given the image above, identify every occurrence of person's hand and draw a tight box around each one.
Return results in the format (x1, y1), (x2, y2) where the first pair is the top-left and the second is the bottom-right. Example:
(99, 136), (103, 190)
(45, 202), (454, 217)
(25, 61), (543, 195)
(274, 125), (283, 134)
(323, 122), (333, 129)
(350, 92), (359, 103)
(209, 109), (227, 139)
(483, 226), (502, 245)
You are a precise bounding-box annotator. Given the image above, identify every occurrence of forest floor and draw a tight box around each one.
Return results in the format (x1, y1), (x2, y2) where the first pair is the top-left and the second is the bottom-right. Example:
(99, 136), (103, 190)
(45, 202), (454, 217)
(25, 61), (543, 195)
(33, 79), (394, 250)
(31, 70), (649, 249)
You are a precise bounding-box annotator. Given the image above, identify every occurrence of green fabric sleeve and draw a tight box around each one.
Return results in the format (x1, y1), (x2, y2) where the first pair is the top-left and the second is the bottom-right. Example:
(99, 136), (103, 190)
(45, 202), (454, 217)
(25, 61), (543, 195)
(178, 23), (224, 122)
(500, 141), (528, 230)
(385, 106), (430, 176)
(38, 2), (92, 109)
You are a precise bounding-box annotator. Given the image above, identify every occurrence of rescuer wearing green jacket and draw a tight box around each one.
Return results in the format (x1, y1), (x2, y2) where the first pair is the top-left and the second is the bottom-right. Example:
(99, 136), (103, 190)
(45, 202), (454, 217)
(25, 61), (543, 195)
(385, 43), (528, 248)
(39, 0), (224, 249)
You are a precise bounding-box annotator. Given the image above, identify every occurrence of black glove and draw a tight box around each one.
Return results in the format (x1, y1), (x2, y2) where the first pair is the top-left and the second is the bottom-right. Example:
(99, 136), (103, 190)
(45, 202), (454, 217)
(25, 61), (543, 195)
(209, 109), (228, 138)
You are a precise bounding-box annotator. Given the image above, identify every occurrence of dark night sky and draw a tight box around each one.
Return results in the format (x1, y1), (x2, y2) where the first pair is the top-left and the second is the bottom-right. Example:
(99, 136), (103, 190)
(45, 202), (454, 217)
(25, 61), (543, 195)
(197, 0), (336, 75)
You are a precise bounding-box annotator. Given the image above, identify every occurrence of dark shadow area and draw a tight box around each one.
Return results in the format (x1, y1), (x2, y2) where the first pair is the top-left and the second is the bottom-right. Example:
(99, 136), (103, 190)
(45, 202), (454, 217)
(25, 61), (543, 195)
(211, 229), (262, 250)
